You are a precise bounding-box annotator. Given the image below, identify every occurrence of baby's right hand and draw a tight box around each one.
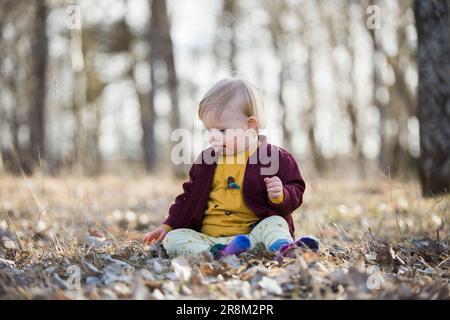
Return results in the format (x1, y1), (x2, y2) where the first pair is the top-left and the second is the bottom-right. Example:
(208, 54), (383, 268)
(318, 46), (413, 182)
(143, 225), (170, 245)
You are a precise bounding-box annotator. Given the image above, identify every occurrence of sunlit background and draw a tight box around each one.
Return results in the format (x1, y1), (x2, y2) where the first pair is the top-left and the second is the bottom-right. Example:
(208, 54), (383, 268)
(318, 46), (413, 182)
(0, 0), (420, 179)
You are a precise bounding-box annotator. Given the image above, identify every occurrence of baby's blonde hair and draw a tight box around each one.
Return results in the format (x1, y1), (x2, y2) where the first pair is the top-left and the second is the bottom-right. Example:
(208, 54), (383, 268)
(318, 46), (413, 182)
(198, 76), (266, 131)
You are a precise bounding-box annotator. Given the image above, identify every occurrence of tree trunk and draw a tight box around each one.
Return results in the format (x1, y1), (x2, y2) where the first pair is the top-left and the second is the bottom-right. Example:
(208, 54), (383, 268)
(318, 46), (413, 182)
(141, 61), (157, 172)
(267, 0), (292, 151)
(384, 2), (418, 178)
(214, 0), (238, 71)
(142, 0), (162, 173)
(306, 48), (325, 173)
(157, 0), (184, 177)
(368, 0), (390, 174)
(414, 0), (450, 196)
(145, 0), (182, 175)
(70, 16), (88, 175)
(29, 0), (48, 165)
(0, 1), (11, 170)
(223, 0), (238, 72)
(297, 1), (326, 173)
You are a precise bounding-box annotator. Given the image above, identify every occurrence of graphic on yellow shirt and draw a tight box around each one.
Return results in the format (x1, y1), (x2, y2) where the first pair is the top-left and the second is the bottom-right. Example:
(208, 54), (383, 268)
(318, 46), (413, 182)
(201, 144), (260, 237)
(226, 176), (241, 190)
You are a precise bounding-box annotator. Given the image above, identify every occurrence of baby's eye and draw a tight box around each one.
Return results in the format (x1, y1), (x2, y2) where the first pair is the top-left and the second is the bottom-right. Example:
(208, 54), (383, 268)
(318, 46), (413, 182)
(205, 128), (227, 135)
(208, 128), (226, 133)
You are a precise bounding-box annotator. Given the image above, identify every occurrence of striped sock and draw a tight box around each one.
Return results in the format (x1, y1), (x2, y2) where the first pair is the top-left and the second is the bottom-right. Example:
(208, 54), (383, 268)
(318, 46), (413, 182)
(295, 236), (320, 252)
(268, 239), (294, 252)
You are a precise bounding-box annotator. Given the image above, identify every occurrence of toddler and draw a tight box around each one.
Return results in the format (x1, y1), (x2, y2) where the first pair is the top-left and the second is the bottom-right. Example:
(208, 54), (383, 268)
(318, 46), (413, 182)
(144, 76), (319, 259)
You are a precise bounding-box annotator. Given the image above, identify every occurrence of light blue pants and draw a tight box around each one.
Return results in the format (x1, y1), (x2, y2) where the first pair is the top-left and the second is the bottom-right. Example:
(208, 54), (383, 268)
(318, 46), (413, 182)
(163, 216), (293, 257)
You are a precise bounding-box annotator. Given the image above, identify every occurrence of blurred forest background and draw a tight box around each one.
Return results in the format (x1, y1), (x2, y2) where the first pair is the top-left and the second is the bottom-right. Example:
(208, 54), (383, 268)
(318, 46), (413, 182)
(0, 0), (449, 300)
(0, 0), (449, 196)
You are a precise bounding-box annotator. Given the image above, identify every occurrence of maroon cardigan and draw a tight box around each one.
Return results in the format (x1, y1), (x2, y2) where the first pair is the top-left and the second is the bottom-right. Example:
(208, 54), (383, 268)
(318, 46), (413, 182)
(163, 135), (306, 237)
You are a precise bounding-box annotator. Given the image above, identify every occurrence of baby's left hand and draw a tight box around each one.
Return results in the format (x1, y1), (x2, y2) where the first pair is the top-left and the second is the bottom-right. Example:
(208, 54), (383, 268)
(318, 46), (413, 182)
(264, 176), (284, 199)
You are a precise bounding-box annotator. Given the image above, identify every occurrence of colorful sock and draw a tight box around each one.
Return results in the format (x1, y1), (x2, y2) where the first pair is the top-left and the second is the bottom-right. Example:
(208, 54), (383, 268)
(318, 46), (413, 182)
(270, 236), (321, 258)
(209, 243), (227, 260)
(295, 235), (320, 252)
(268, 239), (294, 252)
(278, 242), (298, 258)
(211, 235), (250, 259)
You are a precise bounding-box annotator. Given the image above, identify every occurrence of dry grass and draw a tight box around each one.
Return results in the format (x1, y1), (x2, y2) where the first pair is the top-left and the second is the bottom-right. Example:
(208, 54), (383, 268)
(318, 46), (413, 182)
(0, 172), (449, 300)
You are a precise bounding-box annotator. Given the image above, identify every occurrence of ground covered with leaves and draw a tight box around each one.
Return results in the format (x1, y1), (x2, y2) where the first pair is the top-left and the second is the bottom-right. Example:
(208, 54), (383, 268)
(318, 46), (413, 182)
(0, 173), (449, 299)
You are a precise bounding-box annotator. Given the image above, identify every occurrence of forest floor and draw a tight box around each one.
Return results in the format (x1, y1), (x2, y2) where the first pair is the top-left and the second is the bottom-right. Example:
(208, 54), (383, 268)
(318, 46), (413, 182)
(0, 173), (449, 300)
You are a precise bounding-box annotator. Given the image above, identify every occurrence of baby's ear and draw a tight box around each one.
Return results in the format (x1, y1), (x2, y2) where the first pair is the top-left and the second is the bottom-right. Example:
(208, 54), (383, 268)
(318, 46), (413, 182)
(247, 116), (258, 130)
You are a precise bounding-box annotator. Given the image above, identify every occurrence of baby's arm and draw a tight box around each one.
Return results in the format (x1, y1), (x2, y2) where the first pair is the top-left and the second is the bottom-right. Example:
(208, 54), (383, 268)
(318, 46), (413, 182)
(144, 164), (197, 244)
(162, 162), (200, 229)
(264, 148), (306, 216)
(143, 161), (200, 244)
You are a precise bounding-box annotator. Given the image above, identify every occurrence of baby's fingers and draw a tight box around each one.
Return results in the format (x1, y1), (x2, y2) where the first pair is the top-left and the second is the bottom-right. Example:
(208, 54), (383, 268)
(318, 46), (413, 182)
(266, 181), (282, 189)
(267, 185), (282, 192)
(264, 176), (281, 184)
(143, 232), (157, 245)
(157, 230), (167, 242)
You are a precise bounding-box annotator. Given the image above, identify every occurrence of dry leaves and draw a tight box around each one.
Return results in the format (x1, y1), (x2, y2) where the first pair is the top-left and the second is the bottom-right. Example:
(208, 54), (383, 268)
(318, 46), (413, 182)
(0, 175), (448, 299)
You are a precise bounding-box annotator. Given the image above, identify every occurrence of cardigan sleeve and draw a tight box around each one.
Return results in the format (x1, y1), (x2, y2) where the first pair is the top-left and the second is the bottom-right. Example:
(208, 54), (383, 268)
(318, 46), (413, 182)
(162, 162), (200, 229)
(267, 147), (306, 216)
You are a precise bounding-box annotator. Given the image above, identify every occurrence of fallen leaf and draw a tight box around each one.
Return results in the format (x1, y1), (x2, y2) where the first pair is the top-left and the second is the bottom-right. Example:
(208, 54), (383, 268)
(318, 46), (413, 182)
(171, 256), (192, 281)
(258, 276), (283, 295)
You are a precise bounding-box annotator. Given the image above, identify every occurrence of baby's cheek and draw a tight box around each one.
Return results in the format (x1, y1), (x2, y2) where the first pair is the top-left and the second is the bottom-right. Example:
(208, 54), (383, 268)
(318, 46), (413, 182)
(235, 134), (247, 150)
(224, 135), (235, 148)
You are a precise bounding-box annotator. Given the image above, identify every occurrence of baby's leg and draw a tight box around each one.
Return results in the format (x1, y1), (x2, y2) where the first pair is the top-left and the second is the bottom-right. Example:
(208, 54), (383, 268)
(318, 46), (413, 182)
(163, 228), (216, 257)
(249, 216), (294, 251)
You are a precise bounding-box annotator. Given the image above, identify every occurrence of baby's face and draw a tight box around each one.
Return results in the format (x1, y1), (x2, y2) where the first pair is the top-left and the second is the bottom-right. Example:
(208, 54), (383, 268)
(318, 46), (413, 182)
(203, 109), (258, 155)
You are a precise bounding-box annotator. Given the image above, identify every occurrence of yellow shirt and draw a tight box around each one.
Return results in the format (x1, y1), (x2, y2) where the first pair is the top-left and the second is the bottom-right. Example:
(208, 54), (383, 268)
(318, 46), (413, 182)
(201, 143), (283, 237)
(163, 144), (284, 236)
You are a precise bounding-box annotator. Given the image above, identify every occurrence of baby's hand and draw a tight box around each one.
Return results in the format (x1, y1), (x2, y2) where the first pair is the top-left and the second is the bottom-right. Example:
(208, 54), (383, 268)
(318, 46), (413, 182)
(264, 176), (284, 200)
(143, 225), (171, 245)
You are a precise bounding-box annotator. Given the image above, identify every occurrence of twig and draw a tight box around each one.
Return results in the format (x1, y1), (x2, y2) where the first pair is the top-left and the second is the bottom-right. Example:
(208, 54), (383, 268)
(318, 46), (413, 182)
(436, 229), (441, 254)
(437, 256), (450, 268)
